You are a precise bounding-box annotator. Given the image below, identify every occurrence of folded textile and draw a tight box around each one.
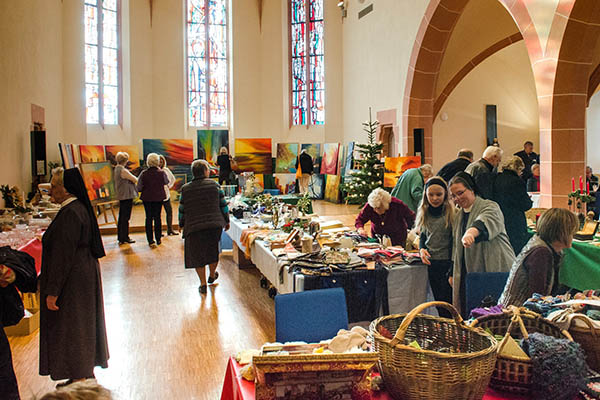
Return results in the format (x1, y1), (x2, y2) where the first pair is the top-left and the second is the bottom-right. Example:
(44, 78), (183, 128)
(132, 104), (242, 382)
(470, 304), (504, 319)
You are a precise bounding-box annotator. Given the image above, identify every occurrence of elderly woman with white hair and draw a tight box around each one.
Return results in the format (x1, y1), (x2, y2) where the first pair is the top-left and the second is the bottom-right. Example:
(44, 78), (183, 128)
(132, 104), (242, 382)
(355, 188), (416, 246)
(136, 153), (168, 248)
(179, 159), (230, 294)
(114, 152), (138, 245)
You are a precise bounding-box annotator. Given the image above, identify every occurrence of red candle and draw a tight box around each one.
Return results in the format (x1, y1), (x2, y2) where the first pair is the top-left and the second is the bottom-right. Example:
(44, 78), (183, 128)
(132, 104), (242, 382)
(580, 176), (584, 191)
(587, 181), (590, 195)
(572, 177), (575, 192)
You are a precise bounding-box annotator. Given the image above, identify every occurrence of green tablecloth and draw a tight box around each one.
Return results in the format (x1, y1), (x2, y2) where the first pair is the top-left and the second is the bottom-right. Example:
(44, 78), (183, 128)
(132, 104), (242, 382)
(560, 240), (600, 290)
(526, 228), (600, 290)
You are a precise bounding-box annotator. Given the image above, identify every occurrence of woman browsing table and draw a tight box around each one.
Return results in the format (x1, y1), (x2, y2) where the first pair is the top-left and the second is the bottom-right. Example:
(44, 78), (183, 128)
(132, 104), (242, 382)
(355, 188), (415, 247)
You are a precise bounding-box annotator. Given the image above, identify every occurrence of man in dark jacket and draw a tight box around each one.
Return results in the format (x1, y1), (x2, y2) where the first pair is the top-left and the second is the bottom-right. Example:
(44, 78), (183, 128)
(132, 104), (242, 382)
(514, 141), (539, 183)
(0, 247), (37, 400)
(465, 146), (502, 200)
(295, 149), (314, 194)
(437, 149), (473, 183)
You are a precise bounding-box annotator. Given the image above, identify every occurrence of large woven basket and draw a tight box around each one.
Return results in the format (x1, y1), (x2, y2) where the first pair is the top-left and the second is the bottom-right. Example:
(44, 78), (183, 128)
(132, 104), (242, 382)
(370, 301), (498, 400)
(470, 307), (572, 395)
(569, 314), (600, 372)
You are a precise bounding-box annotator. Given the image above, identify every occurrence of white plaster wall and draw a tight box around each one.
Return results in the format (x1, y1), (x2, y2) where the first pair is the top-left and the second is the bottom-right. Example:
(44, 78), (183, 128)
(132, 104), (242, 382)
(0, 0), (64, 191)
(433, 42), (539, 171)
(342, 0), (428, 150)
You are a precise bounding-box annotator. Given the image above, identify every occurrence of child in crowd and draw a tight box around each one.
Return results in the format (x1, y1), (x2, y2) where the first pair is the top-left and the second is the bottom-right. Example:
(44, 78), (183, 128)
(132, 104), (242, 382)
(39, 380), (112, 400)
(415, 176), (454, 318)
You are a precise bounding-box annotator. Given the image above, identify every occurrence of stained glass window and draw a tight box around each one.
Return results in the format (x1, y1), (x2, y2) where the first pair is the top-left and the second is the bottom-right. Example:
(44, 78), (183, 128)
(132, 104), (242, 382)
(85, 0), (121, 125)
(290, 0), (324, 125)
(187, 0), (230, 127)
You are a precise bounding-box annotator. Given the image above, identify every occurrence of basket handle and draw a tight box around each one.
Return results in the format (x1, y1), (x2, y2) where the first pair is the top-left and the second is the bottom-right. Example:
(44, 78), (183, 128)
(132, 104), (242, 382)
(497, 307), (529, 355)
(570, 314), (598, 338)
(389, 301), (464, 347)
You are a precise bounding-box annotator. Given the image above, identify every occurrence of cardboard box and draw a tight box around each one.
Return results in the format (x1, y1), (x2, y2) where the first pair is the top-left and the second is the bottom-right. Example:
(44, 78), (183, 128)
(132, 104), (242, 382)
(5, 309), (40, 336)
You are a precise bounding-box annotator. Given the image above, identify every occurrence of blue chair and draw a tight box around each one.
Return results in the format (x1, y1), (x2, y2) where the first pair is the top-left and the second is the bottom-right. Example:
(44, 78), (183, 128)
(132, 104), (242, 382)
(465, 272), (509, 316)
(275, 288), (349, 343)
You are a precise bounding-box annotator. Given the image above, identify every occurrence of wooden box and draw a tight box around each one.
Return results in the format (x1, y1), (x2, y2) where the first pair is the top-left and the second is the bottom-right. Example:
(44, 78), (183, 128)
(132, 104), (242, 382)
(5, 309), (40, 336)
(253, 352), (377, 400)
(232, 241), (254, 269)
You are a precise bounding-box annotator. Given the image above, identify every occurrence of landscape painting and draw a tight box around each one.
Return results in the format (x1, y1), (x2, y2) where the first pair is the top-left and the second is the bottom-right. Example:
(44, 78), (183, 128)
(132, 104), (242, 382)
(234, 138), (272, 175)
(79, 161), (116, 204)
(321, 143), (340, 175)
(275, 143), (299, 173)
(105, 145), (141, 171)
(79, 145), (105, 163)
(384, 156), (421, 188)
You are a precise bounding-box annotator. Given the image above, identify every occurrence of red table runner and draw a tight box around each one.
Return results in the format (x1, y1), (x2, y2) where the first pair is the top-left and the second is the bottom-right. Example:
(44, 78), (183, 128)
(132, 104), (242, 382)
(220, 357), (530, 400)
(18, 238), (42, 275)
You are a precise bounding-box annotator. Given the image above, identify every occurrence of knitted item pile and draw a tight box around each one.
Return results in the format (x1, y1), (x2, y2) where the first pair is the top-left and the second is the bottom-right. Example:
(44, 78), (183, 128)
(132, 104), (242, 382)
(522, 332), (586, 400)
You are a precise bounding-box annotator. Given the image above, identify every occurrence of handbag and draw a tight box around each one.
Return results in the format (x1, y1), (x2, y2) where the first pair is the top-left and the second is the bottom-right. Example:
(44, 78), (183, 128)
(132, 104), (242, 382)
(0, 286), (25, 327)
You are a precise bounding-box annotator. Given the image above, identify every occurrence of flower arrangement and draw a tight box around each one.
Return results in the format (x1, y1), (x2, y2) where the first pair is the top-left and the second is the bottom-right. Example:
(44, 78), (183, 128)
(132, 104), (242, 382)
(296, 192), (312, 215)
(0, 185), (24, 209)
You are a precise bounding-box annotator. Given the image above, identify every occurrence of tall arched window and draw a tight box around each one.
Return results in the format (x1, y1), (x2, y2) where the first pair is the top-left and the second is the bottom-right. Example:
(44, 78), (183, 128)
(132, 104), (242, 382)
(85, 0), (121, 126)
(186, 0), (230, 127)
(290, 0), (324, 126)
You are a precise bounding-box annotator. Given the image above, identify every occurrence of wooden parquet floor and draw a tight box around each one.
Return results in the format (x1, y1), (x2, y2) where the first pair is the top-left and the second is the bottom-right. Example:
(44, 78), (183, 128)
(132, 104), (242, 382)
(8, 200), (362, 399)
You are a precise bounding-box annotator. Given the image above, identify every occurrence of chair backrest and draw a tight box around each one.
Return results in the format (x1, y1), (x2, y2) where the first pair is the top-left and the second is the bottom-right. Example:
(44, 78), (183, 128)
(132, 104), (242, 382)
(465, 272), (509, 316)
(275, 288), (348, 343)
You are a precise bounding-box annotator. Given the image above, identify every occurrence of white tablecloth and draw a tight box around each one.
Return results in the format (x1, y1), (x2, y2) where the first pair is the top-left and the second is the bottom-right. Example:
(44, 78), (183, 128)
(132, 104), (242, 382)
(227, 218), (436, 315)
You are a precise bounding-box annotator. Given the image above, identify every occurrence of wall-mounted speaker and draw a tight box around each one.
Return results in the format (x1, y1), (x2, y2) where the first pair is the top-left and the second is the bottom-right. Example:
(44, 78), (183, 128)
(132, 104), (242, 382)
(30, 130), (46, 176)
(414, 128), (424, 164)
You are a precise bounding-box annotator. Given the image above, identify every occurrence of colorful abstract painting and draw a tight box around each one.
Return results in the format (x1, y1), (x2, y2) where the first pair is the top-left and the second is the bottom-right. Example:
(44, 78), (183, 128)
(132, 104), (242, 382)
(197, 130), (229, 166)
(307, 174), (324, 199)
(234, 138), (272, 175)
(105, 145), (141, 171)
(72, 145), (81, 164)
(171, 174), (187, 194)
(142, 139), (194, 167)
(324, 174), (341, 203)
(321, 143), (339, 175)
(384, 156), (421, 188)
(274, 174), (296, 194)
(79, 161), (116, 204)
(337, 144), (346, 177)
(275, 143), (299, 173)
(79, 145), (105, 163)
(301, 143), (321, 173)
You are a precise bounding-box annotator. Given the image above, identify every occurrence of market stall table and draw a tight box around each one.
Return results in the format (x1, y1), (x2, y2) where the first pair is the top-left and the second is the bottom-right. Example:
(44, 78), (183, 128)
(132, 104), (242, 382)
(220, 357), (531, 400)
(18, 237), (42, 275)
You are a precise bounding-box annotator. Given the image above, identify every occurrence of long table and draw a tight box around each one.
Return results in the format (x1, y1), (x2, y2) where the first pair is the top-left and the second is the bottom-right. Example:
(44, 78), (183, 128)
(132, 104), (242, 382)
(227, 218), (436, 316)
(220, 357), (530, 400)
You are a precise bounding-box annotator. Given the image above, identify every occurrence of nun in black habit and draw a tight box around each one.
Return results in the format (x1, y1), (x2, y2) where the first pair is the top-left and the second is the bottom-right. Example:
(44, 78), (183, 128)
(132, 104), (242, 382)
(39, 167), (109, 385)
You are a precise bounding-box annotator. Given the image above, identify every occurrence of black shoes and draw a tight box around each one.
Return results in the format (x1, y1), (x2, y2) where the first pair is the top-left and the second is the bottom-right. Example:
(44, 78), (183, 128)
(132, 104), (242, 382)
(118, 238), (135, 245)
(199, 285), (207, 294)
(167, 231), (179, 236)
(208, 272), (219, 284)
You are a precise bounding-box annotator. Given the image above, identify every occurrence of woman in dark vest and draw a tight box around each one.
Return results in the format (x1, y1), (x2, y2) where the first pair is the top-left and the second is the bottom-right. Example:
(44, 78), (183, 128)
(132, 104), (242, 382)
(499, 208), (579, 307)
(179, 160), (230, 294)
(136, 153), (168, 248)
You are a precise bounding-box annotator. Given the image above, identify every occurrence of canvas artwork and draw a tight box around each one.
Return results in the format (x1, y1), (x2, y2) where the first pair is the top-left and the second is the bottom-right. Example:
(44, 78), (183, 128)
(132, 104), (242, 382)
(384, 156), (421, 188)
(72, 144), (81, 164)
(142, 139), (194, 178)
(234, 138), (272, 175)
(58, 144), (74, 169)
(324, 174), (341, 203)
(105, 145), (141, 171)
(66, 144), (76, 167)
(321, 143), (340, 175)
(274, 174), (296, 194)
(171, 174), (187, 194)
(307, 174), (324, 199)
(275, 143), (299, 173)
(197, 129), (229, 166)
(337, 144), (346, 177)
(301, 143), (321, 174)
(79, 161), (116, 204)
(344, 142), (355, 174)
(79, 145), (105, 163)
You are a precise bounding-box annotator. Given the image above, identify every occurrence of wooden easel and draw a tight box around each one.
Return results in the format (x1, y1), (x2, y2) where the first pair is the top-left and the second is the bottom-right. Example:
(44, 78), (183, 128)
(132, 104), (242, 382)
(95, 200), (118, 227)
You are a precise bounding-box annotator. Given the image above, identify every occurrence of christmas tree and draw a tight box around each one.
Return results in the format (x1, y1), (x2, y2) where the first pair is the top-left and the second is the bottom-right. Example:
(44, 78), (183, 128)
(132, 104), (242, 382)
(342, 108), (384, 206)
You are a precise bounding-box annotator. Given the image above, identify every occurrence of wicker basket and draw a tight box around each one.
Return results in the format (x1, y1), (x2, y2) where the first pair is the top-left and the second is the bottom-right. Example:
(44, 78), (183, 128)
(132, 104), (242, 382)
(470, 307), (572, 395)
(569, 314), (600, 372)
(370, 301), (498, 400)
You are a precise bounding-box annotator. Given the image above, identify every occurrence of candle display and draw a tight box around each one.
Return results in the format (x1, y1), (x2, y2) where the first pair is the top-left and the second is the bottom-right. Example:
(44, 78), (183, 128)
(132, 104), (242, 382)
(572, 177), (575, 192)
(587, 181), (590, 195)
(580, 176), (584, 191)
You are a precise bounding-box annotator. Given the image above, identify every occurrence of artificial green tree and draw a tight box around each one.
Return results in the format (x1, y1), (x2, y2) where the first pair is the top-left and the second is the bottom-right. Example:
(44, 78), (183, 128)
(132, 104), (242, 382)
(342, 108), (384, 206)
